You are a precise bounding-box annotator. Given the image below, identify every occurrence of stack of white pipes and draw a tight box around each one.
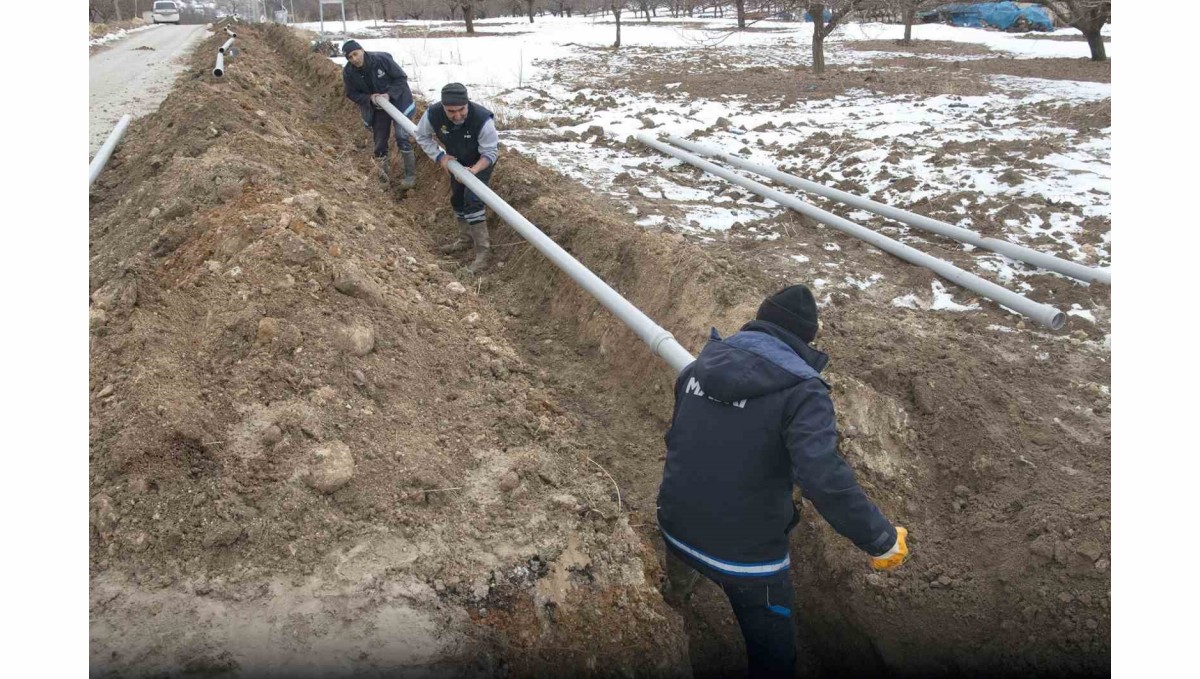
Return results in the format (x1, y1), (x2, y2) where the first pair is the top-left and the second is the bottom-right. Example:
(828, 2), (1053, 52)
(635, 132), (1110, 330)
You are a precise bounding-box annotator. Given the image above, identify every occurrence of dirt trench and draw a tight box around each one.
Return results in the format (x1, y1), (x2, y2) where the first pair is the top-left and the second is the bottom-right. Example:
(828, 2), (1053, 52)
(88, 23), (1109, 678)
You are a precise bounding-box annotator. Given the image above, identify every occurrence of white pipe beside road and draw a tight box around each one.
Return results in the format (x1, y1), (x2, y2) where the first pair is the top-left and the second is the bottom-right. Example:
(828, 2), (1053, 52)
(89, 114), (132, 186)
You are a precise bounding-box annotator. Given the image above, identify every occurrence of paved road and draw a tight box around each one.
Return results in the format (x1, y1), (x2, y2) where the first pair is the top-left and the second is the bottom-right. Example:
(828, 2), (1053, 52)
(90, 24), (210, 156)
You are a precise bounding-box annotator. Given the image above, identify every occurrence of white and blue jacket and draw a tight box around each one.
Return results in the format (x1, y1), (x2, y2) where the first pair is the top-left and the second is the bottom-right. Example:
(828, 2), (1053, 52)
(657, 320), (896, 583)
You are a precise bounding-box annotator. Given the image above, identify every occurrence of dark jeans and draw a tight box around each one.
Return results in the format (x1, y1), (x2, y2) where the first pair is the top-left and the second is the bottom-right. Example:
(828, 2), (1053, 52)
(371, 110), (412, 158)
(721, 576), (797, 678)
(667, 549), (797, 678)
(450, 163), (494, 225)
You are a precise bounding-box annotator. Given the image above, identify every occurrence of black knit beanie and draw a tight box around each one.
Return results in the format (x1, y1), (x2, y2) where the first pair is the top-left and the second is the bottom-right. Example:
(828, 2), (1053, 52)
(341, 40), (363, 56)
(756, 284), (820, 344)
(441, 82), (469, 106)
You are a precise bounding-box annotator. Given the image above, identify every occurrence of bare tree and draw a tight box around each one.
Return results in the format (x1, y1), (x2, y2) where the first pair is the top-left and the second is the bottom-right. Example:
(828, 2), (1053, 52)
(1027, 0), (1109, 60)
(735, 0), (745, 28)
(112, 0), (123, 21)
(462, 0), (477, 31)
(807, 1), (862, 75)
(612, 0), (624, 47)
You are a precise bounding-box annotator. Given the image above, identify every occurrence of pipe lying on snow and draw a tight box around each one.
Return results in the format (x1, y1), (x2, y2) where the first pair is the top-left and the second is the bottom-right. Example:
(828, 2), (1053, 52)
(213, 51), (225, 77)
(638, 133), (1067, 330)
(219, 38), (235, 54)
(375, 99), (696, 372)
(663, 135), (1111, 286)
(88, 114), (132, 186)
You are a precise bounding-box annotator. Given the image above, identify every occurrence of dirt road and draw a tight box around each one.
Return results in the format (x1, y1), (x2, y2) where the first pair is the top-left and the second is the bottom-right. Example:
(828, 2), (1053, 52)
(89, 24), (210, 155)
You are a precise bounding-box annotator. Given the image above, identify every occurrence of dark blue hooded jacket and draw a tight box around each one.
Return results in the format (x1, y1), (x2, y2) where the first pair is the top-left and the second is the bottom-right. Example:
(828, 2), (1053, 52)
(342, 51), (416, 127)
(657, 320), (896, 583)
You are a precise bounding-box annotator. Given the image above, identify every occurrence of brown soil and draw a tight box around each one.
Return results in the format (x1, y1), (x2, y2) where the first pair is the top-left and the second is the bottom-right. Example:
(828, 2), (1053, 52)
(1017, 34), (1111, 43)
(872, 55), (1111, 83)
(589, 52), (992, 104)
(90, 21), (1110, 679)
(842, 39), (994, 57)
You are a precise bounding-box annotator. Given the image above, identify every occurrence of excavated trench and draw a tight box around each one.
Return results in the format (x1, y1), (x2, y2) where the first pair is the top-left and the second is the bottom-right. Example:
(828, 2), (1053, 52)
(88, 23), (1109, 678)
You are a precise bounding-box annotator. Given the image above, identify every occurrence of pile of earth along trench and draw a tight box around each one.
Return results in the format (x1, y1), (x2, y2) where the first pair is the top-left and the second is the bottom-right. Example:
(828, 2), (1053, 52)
(88, 21), (1110, 679)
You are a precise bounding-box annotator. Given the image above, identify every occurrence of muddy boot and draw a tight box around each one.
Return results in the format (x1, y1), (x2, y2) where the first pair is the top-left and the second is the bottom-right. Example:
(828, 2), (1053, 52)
(399, 150), (417, 190)
(373, 157), (389, 184)
(662, 550), (700, 608)
(438, 217), (472, 254)
(467, 222), (492, 274)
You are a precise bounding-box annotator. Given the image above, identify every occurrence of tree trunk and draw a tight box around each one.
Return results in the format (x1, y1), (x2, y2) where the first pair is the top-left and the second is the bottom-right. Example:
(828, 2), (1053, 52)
(613, 5), (622, 47)
(112, 0), (123, 22)
(811, 3), (827, 75)
(462, 3), (475, 32)
(736, 0), (745, 29)
(1083, 28), (1106, 61)
(902, 8), (914, 44)
(527, 0), (535, 23)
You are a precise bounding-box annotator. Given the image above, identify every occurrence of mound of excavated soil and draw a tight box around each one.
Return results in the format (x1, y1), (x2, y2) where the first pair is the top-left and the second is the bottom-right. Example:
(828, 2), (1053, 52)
(89, 21), (1109, 679)
(89, 23), (687, 678)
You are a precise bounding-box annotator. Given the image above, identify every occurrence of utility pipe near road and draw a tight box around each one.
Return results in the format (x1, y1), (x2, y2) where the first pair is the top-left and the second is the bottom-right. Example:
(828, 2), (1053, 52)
(213, 51), (225, 77)
(376, 99), (696, 373)
(663, 135), (1110, 286)
(638, 133), (1066, 330)
(89, 114), (132, 186)
(219, 38), (235, 54)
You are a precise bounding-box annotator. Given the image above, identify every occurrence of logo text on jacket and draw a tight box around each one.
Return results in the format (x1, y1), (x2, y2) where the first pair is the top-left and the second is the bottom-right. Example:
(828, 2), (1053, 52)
(685, 377), (747, 409)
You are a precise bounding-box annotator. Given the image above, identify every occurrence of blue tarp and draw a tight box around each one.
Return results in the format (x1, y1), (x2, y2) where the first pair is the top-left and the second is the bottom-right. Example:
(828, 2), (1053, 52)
(918, 2), (1054, 32)
(804, 8), (834, 23)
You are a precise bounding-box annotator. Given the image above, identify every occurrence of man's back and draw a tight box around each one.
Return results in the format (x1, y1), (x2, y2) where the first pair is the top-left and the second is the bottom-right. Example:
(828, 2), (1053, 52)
(658, 319), (895, 584)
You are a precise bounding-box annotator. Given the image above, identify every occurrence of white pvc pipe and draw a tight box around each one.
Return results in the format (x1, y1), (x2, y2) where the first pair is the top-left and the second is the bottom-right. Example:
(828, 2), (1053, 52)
(664, 135), (1111, 286)
(88, 114), (132, 186)
(638, 133), (1066, 330)
(219, 38), (235, 54)
(213, 51), (225, 77)
(376, 100), (696, 372)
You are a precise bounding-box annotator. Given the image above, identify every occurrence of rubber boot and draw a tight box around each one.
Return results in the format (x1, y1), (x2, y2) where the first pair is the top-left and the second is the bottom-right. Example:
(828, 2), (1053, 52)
(467, 222), (492, 274)
(438, 217), (472, 254)
(373, 157), (389, 184)
(399, 150), (417, 190)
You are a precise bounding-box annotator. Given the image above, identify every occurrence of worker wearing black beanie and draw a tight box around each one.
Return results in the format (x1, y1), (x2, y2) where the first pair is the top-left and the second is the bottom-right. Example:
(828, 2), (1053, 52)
(657, 281), (909, 677)
(756, 284), (820, 344)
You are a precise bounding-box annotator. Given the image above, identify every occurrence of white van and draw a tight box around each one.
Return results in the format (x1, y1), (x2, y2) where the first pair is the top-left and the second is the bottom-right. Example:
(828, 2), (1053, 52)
(152, 1), (181, 24)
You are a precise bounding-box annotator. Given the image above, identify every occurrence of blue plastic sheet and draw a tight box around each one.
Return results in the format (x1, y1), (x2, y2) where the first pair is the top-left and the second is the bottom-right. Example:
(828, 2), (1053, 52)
(918, 2), (1054, 32)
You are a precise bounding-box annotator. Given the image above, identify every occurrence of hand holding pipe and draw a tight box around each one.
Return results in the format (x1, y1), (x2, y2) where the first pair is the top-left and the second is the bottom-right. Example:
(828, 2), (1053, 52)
(373, 98), (696, 373)
(638, 132), (1066, 330)
(663, 135), (1110, 286)
(89, 114), (132, 186)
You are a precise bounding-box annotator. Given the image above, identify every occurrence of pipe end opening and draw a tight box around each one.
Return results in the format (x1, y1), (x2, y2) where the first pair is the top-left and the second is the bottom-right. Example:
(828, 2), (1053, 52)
(213, 68), (224, 77)
(1048, 312), (1066, 331)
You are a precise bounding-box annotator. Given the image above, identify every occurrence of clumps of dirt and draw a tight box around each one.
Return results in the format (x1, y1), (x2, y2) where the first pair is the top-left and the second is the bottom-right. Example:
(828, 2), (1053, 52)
(842, 39), (995, 57)
(594, 56), (993, 103)
(1021, 98), (1111, 133)
(89, 22), (688, 677)
(134, 45), (156, 51)
(872, 54), (1111, 83)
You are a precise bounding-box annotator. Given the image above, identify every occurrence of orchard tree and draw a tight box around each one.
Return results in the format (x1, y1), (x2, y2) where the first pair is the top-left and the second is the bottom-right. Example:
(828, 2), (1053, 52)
(612, 0), (624, 47)
(1027, 0), (1109, 60)
(806, 1), (863, 74)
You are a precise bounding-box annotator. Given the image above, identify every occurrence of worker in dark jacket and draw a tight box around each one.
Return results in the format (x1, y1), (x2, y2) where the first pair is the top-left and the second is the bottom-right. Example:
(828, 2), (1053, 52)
(658, 283), (910, 678)
(414, 83), (500, 274)
(341, 40), (418, 189)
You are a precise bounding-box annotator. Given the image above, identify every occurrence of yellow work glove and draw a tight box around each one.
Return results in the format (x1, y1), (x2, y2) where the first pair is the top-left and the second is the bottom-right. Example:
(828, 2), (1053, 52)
(871, 527), (910, 571)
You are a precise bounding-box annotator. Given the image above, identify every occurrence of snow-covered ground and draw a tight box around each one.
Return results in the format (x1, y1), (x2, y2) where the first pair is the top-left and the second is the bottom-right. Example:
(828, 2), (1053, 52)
(90, 22), (162, 48)
(312, 15), (1110, 328)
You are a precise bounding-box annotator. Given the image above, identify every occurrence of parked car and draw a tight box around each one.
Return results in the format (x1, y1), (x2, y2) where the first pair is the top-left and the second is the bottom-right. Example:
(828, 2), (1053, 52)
(152, 1), (181, 25)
